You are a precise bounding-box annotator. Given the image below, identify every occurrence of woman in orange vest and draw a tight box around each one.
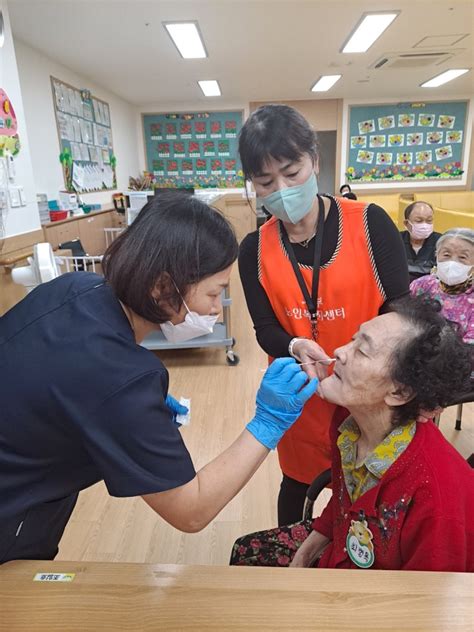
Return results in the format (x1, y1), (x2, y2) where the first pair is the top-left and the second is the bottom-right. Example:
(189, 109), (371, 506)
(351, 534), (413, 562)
(238, 105), (410, 525)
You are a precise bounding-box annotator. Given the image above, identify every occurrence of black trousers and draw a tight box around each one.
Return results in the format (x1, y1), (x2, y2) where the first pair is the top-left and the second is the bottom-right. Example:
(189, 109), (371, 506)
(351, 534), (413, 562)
(277, 474), (310, 526)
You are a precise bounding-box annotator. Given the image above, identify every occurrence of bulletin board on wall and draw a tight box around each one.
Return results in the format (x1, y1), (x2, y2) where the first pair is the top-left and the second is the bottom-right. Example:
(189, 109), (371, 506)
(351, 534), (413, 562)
(142, 111), (244, 188)
(51, 76), (117, 193)
(344, 100), (470, 186)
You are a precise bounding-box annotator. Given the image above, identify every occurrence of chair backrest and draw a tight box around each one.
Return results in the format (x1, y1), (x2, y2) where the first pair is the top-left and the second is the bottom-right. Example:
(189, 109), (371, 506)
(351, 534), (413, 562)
(58, 239), (88, 271)
(58, 239), (88, 257)
(302, 468), (332, 521)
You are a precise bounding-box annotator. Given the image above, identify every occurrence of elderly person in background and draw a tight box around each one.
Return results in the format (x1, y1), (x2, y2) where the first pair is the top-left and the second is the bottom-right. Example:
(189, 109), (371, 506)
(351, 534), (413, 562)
(231, 296), (473, 572)
(410, 227), (473, 345)
(401, 201), (441, 281)
(339, 183), (357, 200)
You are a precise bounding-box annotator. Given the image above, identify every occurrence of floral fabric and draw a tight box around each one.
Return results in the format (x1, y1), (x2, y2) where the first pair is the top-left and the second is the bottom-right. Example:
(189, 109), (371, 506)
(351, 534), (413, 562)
(230, 520), (313, 567)
(410, 274), (473, 344)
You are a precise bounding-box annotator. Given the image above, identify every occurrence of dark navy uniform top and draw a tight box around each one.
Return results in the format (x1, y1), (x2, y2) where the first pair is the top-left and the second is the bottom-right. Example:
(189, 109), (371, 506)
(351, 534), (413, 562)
(0, 273), (195, 562)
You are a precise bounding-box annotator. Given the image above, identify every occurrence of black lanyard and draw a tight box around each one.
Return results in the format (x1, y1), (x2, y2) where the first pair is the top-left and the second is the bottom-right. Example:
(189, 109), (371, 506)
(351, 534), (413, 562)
(280, 196), (325, 341)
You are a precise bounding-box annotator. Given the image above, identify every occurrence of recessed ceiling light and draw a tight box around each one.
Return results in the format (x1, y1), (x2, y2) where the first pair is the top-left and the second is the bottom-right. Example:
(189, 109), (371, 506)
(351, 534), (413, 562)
(421, 68), (470, 87)
(163, 21), (207, 58)
(311, 75), (342, 92)
(198, 80), (221, 97)
(342, 12), (399, 53)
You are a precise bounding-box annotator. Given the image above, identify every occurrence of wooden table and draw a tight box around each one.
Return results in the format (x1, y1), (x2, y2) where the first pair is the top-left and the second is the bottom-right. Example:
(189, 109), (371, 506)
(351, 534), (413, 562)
(1, 561), (472, 631)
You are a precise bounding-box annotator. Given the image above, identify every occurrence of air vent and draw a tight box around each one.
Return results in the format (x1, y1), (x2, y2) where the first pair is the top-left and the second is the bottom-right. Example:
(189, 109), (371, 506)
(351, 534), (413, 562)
(371, 52), (454, 69)
(414, 34), (468, 48)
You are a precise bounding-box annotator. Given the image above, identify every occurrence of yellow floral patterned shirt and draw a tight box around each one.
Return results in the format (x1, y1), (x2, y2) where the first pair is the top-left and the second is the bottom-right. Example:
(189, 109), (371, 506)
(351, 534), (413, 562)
(337, 417), (416, 503)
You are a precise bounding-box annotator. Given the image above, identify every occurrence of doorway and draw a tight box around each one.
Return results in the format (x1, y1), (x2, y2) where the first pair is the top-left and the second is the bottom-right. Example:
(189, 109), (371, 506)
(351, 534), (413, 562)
(317, 131), (337, 196)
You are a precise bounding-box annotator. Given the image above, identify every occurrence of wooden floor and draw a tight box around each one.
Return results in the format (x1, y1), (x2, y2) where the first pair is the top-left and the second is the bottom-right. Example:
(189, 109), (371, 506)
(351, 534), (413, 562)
(57, 264), (473, 565)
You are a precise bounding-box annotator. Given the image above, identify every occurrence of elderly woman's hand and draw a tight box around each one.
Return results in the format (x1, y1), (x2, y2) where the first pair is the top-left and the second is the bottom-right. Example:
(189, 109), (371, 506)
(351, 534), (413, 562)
(290, 529), (330, 568)
(290, 339), (333, 381)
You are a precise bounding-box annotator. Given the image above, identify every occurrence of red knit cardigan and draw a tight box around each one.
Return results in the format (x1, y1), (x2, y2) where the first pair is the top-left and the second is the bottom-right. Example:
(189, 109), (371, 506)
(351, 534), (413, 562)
(313, 414), (474, 572)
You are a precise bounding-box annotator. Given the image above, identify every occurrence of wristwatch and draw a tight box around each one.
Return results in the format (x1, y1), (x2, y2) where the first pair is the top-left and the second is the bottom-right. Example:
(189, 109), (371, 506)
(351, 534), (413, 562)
(288, 337), (307, 360)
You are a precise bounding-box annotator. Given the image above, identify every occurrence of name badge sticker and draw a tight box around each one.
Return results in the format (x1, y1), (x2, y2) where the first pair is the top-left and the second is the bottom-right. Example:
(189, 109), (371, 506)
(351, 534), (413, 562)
(346, 519), (375, 568)
(33, 573), (75, 582)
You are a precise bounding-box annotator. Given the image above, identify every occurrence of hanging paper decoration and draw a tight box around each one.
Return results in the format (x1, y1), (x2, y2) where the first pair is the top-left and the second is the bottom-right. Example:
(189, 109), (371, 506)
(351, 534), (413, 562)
(0, 88), (21, 156)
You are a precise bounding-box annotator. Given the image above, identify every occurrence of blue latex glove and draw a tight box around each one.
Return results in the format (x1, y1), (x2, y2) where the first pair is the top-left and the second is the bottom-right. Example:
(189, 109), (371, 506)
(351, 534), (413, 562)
(246, 357), (318, 450)
(166, 394), (189, 426)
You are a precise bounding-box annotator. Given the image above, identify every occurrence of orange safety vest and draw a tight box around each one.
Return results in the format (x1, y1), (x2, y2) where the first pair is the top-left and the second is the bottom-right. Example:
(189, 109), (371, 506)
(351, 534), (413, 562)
(258, 196), (384, 483)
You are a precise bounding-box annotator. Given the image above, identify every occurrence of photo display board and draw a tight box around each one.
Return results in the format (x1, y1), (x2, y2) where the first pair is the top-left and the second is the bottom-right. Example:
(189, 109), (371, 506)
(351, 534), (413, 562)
(143, 111), (244, 188)
(51, 76), (116, 193)
(345, 100), (469, 184)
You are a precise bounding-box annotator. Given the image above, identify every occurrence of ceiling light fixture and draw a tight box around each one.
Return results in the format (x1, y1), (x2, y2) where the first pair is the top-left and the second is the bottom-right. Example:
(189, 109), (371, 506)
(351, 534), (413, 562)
(163, 21), (207, 58)
(341, 12), (399, 53)
(421, 68), (470, 88)
(311, 75), (342, 92)
(198, 80), (221, 97)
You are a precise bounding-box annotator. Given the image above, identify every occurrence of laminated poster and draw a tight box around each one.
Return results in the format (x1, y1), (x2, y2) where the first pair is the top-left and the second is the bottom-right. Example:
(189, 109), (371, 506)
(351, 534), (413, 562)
(398, 113), (415, 127)
(446, 130), (462, 143)
(438, 115), (455, 129)
(378, 115), (395, 130)
(369, 135), (386, 148)
(435, 145), (453, 160)
(357, 150), (374, 164)
(388, 134), (404, 147)
(396, 152), (413, 165)
(351, 136), (367, 148)
(416, 150), (432, 164)
(407, 133), (423, 146)
(358, 119), (375, 134)
(376, 152), (392, 165)
(418, 113), (435, 127)
(426, 131), (443, 145)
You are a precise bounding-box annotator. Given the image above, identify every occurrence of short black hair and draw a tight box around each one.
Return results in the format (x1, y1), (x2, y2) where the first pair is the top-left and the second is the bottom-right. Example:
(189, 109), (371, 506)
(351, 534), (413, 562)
(102, 193), (238, 323)
(388, 295), (471, 424)
(339, 184), (352, 193)
(238, 104), (318, 181)
(404, 200), (434, 220)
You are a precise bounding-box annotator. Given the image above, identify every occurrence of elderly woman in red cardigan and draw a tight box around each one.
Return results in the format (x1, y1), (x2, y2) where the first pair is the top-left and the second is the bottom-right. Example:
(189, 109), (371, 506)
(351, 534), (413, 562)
(231, 296), (473, 572)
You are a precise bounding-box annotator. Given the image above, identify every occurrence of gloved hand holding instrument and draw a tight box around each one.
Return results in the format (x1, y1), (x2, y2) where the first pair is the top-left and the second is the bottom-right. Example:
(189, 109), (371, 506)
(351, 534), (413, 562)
(247, 357), (318, 449)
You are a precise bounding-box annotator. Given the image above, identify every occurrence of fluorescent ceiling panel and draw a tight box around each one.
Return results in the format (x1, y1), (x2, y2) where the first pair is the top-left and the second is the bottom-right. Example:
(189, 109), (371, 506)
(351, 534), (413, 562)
(342, 12), (399, 53)
(163, 22), (207, 58)
(421, 68), (470, 87)
(311, 75), (342, 92)
(198, 80), (221, 96)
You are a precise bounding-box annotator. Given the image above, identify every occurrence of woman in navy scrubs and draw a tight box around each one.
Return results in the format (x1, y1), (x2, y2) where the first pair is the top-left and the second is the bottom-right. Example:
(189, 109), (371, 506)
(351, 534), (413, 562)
(0, 193), (317, 563)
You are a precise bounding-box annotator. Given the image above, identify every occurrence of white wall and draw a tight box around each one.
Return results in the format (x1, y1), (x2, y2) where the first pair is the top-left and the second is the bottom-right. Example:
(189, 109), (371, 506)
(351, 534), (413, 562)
(0, 1), (40, 237)
(13, 38), (140, 206)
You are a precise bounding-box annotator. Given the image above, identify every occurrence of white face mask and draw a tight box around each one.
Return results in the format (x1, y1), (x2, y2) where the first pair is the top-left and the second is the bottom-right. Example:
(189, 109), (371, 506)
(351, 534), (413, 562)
(436, 260), (472, 286)
(160, 298), (219, 343)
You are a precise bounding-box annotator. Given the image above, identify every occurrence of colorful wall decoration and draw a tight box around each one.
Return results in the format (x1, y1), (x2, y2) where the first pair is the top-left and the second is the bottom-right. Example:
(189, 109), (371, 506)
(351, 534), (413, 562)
(0, 88), (20, 156)
(51, 77), (117, 193)
(143, 111), (244, 188)
(345, 100), (469, 184)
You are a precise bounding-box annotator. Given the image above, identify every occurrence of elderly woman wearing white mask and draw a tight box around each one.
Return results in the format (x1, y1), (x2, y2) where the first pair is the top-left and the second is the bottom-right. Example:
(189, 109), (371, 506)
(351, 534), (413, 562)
(410, 227), (473, 345)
